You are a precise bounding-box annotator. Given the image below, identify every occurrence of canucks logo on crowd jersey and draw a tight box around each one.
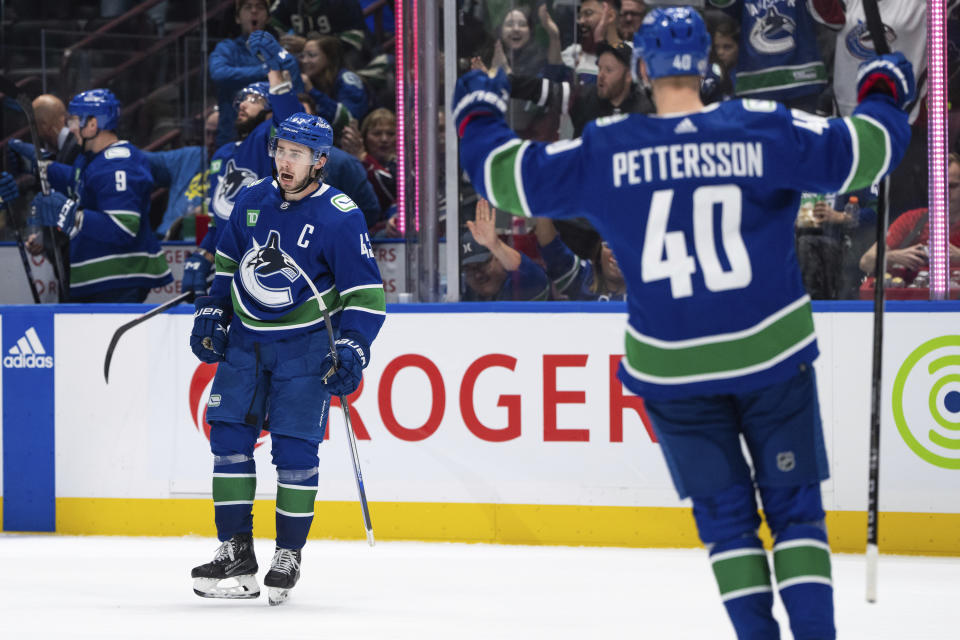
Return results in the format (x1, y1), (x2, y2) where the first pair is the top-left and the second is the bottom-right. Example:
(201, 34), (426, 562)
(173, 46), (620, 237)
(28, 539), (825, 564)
(212, 158), (259, 220)
(749, 5), (796, 55)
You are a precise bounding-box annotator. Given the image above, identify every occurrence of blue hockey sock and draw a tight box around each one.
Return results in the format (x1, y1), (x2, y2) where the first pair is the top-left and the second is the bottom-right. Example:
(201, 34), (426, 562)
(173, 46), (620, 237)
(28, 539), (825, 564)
(275, 467), (318, 550)
(710, 536), (779, 640)
(212, 453), (256, 541)
(773, 524), (835, 640)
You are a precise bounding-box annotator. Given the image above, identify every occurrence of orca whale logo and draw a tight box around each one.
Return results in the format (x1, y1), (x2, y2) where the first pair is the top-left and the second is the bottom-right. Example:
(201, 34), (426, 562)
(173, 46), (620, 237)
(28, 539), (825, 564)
(749, 6), (796, 56)
(212, 158), (258, 220)
(239, 230), (301, 308)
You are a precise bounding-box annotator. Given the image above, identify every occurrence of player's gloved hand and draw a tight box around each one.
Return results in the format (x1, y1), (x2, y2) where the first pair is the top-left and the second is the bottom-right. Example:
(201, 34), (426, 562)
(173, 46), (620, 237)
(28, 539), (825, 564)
(190, 296), (230, 363)
(30, 191), (81, 237)
(182, 251), (214, 297)
(452, 68), (510, 136)
(8, 138), (37, 174)
(0, 171), (19, 206)
(247, 30), (284, 68)
(320, 336), (368, 396)
(856, 52), (915, 110)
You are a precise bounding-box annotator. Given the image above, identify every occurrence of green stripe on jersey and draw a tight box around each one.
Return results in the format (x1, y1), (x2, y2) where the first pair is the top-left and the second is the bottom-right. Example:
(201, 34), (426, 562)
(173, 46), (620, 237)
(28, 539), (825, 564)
(231, 285), (340, 330)
(341, 286), (386, 314)
(735, 62), (827, 96)
(70, 252), (170, 287)
(712, 549), (772, 598)
(276, 484), (318, 515)
(842, 116), (890, 193)
(215, 252), (239, 277)
(624, 298), (815, 383)
(484, 139), (531, 217)
(109, 212), (141, 235)
(773, 541), (832, 585)
(212, 475), (256, 503)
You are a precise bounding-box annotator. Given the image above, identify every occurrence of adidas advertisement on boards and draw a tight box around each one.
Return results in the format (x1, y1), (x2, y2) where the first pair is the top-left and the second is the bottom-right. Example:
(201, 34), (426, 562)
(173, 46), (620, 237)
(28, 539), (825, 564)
(1, 308), (56, 532)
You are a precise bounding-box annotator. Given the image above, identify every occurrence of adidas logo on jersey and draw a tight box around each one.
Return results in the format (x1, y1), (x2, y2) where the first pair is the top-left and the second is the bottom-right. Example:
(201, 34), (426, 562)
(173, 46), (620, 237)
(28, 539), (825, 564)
(674, 118), (698, 134)
(3, 327), (53, 369)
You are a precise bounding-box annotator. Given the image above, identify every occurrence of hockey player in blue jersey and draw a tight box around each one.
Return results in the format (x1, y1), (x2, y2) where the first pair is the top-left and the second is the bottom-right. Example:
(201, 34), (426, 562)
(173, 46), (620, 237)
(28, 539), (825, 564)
(189, 113), (385, 605)
(454, 7), (914, 639)
(29, 89), (172, 302)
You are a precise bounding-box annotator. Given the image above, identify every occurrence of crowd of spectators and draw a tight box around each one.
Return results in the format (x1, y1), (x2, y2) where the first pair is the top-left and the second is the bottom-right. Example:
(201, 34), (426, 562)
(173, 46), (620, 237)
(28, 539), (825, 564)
(454, 0), (958, 302)
(0, 1), (957, 303)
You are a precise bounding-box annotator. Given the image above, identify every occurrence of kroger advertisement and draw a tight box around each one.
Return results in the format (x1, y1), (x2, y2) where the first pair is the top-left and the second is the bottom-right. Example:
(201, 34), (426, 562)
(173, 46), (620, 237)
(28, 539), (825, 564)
(1, 305), (959, 552)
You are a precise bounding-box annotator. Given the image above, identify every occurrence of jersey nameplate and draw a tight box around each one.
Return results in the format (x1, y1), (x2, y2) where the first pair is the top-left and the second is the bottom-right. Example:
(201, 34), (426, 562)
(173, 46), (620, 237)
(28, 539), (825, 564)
(104, 146), (131, 159)
(331, 193), (358, 212)
(247, 209), (260, 226)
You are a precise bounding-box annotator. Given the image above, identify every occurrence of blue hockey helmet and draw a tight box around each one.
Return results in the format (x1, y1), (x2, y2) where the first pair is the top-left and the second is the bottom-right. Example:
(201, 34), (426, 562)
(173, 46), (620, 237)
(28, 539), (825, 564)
(269, 113), (333, 163)
(68, 88), (121, 131)
(632, 7), (710, 81)
(233, 81), (271, 111)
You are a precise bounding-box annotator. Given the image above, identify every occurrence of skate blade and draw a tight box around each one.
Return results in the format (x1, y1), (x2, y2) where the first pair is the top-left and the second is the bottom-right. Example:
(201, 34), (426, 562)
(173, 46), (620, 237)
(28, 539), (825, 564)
(193, 575), (260, 599)
(267, 587), (290, 606)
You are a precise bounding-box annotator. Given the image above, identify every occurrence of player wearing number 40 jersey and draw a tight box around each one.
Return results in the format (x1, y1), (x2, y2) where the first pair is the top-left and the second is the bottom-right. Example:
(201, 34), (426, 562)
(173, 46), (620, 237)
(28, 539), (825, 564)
(189, 112), (384, 606)
(455, 6), (913, 640)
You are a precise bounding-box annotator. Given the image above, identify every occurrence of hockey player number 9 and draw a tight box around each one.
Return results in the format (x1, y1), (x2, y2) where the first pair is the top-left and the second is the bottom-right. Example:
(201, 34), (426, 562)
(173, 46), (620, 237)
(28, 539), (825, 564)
(642, 185), (751, 299)
(115, 170), (127, 191)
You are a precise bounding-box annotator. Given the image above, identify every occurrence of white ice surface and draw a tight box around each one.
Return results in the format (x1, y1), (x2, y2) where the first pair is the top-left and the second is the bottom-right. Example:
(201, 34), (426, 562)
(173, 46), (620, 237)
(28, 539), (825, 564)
(0, 535), (957, 639)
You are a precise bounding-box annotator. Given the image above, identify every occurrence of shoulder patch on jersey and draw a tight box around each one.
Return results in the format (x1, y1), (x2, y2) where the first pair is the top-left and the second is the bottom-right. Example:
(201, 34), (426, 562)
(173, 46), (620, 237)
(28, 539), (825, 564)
(741, 99), (777, 113)
(104, 146), (131, 159)
(330, 193), (358, 212)
(209, 159), (222, 173)
(545, 138), (583, 155)
(595, 114), (629, 127)
(246, 209), (260, 226)
(341, 71), (363, 88)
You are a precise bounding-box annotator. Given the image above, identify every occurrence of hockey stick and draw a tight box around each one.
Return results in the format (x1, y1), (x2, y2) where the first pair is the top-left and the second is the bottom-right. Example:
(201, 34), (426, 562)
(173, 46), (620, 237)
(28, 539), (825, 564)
(0, 75), (70, 300)
(862, 0), (890, 605)
(1, 199), (41, 303)
(318, 304), (376, 547)
(103, 291), (193, 383)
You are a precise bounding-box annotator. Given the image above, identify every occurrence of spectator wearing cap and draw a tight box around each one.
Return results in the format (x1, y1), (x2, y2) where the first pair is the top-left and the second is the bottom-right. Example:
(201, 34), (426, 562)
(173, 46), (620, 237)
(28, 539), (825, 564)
(209, 0), (273, 148)
(462, 198), (549, 302)
(480, 39), (653, 139)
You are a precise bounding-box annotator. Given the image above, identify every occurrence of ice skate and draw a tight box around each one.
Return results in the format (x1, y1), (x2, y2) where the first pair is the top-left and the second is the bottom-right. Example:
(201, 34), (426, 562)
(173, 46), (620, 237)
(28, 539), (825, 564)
(264, 547), (301, 606)
(191, 533), (260, 599)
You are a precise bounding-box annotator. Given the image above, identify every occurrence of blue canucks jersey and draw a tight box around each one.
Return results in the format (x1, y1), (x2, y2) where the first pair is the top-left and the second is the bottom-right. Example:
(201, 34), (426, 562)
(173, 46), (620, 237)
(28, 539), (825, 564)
(209, 178), (385, 347)
(459, 95), (909, 399)
(208, 92), (302, 228)
(710, 0), (830, 101)
(47, 141), (172, 296)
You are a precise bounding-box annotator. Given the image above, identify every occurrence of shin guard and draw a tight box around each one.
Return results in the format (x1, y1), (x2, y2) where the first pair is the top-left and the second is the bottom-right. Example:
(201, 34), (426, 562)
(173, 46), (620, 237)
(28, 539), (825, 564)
(212, 453), (256, 541)
(773, 524), (835, 640)
(275, 467), (319, 550)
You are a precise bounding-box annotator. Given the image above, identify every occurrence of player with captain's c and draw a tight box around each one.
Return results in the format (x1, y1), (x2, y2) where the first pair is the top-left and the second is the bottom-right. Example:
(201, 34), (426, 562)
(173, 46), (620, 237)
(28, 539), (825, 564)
(189, 112), (385, 606)
(454, 6), (914, 639)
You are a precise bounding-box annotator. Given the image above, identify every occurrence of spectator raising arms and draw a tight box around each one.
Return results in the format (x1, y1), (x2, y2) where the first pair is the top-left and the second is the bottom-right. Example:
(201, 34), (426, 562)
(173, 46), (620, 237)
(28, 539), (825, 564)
(210, 0), (273, 148)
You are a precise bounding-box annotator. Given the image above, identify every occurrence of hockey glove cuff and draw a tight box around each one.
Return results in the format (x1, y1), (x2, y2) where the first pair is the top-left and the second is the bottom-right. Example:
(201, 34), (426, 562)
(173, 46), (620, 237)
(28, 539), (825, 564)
(30, 191), (81, 238)
(856, 52), (915, 110)
(452, 69), (510, 137)
(190, 296), (231, 364)
(182, 251), (214, 297)
(320, 336), (368, 397)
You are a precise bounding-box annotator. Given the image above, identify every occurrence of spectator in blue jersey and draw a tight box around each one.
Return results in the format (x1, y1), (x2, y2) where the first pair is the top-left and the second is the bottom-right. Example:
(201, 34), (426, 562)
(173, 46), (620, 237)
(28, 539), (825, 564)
(706, 0), (845, 112)
(189, 113), (385, 605)
(300, 34), (371, 131)
(453, 6), (915, 638)
(462, 198), (549, 302)
(210, 0), (301, 148)
(28, 88), (172, 302)
(701, 14), (739, 104)
(268, 0), (370, 70)
(533, 218), (626, 301)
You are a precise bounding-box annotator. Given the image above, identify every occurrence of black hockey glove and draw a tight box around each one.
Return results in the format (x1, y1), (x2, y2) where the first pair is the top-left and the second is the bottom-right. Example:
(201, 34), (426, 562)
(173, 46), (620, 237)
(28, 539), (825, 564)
(191, 296), (230, 363)
(320, 336), (368, 396)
